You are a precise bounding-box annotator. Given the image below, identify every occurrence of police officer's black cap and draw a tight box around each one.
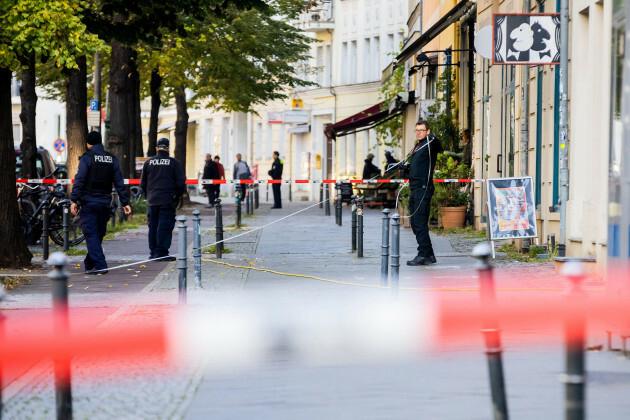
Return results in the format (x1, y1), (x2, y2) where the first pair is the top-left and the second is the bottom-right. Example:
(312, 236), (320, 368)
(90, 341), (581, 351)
(86, 131), (102, 145)
(157, 138), (170, 149)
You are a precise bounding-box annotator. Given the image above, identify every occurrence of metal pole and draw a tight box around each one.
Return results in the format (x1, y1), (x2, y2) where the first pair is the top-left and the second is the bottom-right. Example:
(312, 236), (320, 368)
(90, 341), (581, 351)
(117, 192), (124, 223)
(325, 184), (331, 216)
(334, 183), (340, 224)
(62, 200), (70, 252)
(254, 184), (259, 209)
(93, 52), (101, 132)
(236, 186), (241, 228)
(42, 200), (50, 261)
(472, 242), (509, 420)
(390, 213), (400, 298)
(110, 191), (117, 228)
(266, 183), (269, 202)
(337, 183), (343, 226)
(192, 210), (201, 288)
(561, 262), (586, 420)
(558, 0), (569, 257)
(520, 0), (531, 251)
(215, 198), (224, 258)
(357, 196), (364, 258)
(351, 195), (357, 252)
(320, 183), (323, 209)
(251, 185), (255, 215)
(177, 215), (188, 304)
(289, 182), (292, 202)
(48, 252), (72, 420)
(245, 185), (250, 216)
(381, 208), (391, 286)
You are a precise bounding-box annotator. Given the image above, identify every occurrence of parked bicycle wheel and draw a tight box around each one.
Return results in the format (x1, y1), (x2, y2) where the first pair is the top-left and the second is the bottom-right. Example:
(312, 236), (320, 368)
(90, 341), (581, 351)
(18, 197), (42, 244)
(49, 208), (85, 246)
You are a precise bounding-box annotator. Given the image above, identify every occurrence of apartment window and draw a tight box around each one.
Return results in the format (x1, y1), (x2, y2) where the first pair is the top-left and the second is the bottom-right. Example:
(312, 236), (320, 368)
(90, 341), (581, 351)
(12, 124), (21, 146)
(255, 122), (262, 160)
(266, 124), (273, 157)
(204, 119), (213, 155)
(324, 44), (331, 87)
(365, 7), (370, 26)
(341, 42), (348, 85)
(373, 36), (380, 80)
(350, 40), (357, 83)
(425, 57), (438, 99)
(387, 34), (394, 58)
(347, 133), (356, 174)
(363, 38), (371, 82)
(316, 46), (325, 86)
(373, 5), (380, 27)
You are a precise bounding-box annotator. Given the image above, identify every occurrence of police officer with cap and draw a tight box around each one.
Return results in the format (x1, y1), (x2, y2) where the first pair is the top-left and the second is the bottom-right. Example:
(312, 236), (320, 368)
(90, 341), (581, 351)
(140, 137), (186, 261)
(71, 131), (131, 274)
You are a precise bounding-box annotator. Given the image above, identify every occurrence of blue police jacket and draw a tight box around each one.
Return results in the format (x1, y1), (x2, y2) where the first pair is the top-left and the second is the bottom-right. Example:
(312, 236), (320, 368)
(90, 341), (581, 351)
(140, 150), (186, 206)
(71, 144), (129, 206)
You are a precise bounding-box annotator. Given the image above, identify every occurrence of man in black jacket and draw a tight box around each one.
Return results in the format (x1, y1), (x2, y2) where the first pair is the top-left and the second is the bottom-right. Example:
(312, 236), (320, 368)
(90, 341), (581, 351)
(140, 138), (186, 261)
(268, 151), (283, 209)
(362, 153), (381, 180)
(71, 131), (131, 274)
(202, 153), (220, 207)
(407, 120), (442, 266)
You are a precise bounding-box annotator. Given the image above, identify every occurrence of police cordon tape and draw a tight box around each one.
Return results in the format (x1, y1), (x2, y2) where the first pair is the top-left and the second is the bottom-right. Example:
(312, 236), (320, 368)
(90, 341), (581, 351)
(15, 178), (485, 185)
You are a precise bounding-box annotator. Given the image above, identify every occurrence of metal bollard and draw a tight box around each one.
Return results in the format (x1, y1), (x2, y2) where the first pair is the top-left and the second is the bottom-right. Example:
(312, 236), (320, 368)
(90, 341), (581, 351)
(251, 185), (255, 215)
(357, 196), (364, 258)
(381, 208), (391, 286)
(289, 183), (292, 202)
(472, 242), (509, 420)
(235, 187), (242, 228)
(215, 198), (224, 258)
(177, 216), (188, 304)
(325, 184), (331, 216)
(42, 200), (50, 261)
(110, 191), (117, 228)
(192, 210), (202, 288)
(334, 183), (340, 224)
(245, 185), (250, 216)
(117, 194), (124, 223)
(320, 183), (323, 209)
(351, 195), (357, 252)
(61, 200), (70, 252)
(561, 262), (586, 420)
(48, 252), (73, 419)
(390, 213), (400, 297)
(254, 184), (259, 209)
(266, 183), (269, 202)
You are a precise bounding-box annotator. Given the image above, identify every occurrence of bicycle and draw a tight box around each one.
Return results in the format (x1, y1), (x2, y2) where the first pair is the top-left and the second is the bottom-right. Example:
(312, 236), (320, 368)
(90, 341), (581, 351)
(18, 183), (85, 247)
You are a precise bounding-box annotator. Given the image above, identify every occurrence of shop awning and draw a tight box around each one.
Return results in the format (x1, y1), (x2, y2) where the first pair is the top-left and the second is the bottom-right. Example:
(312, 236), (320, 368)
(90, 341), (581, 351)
(395, 0), (475, 65)
(325, 102), (401, 140)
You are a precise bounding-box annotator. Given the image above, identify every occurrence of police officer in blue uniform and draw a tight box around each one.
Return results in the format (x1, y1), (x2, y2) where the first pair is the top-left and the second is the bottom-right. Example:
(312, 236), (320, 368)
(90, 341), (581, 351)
(71, 131), (131, 274)
(268, 151), (283, 209)
(140, 138), (186, 261)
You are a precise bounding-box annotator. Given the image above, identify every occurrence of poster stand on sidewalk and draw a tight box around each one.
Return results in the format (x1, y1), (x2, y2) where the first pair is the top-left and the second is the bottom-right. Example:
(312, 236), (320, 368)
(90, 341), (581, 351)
(486, 176), (538, 258)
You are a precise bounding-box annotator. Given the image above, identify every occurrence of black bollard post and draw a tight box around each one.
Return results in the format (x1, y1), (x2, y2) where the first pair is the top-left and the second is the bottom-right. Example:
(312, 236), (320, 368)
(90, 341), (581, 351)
(562, 262), (586, 420)
(390, 213), (400, 297)
(61, 200), (70, 252)
(192, 210), (202, 288)
(351, 195), (357, 252)
(357, 196), (364, 258)
(251, 185), (255, 215)
(245, 185), (250, 216)
(235, 186), (242, 228)
(289, 182), (292, 202)
(42, 200), (50, 261)
(337, 183), (343, 226)
(215, 198), (224, 258)
(472, 242), (509, 420)
(48, 252), (72, 419)
(320, 183), (323, 209)
(177, 216), (188, 304)
(110, 191), (117, 228)
(334, 183), (340, 224)
(325, 184), (331, 216)
(254, 184), (259, 209)
(266, 183), (269, 202)
(381, 208), (391, 286)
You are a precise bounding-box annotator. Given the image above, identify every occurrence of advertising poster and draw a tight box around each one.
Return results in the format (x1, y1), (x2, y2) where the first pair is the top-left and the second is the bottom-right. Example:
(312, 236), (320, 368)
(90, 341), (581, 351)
(487, 177), (537, 240)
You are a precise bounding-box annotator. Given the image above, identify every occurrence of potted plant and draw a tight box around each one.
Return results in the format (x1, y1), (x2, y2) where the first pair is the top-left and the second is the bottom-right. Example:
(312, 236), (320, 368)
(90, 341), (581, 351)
(431, 153), (473, 228)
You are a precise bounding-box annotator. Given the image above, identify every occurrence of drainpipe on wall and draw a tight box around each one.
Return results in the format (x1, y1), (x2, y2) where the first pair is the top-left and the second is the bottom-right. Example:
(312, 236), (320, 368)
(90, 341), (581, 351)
(558, 0), (569, 257)
(521, 0), (531, 251)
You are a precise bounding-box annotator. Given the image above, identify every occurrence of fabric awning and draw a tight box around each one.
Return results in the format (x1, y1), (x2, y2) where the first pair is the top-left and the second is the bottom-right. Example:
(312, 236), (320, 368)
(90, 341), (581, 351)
(325, 102), (401, 140)
(395, 0), (475, 65)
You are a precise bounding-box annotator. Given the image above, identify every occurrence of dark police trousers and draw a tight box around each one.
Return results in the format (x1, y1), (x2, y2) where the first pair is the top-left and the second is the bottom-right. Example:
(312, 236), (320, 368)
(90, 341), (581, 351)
(272, 183), (281, 208)
(408, 187), (435, 258)
(148, 204), (176, 258)
(79, 203), (110, 270)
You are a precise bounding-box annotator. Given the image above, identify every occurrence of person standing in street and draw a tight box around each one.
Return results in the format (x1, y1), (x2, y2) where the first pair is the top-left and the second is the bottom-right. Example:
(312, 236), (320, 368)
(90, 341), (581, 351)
(141, 138), (186, 261)
(71, 131), (131, 275)
(362, 153), (381, 180)
(268, 151), (283, 209)
(406, 120), (442, 266)
(202, 153), (220, 208)
(233, 153), (250, 198)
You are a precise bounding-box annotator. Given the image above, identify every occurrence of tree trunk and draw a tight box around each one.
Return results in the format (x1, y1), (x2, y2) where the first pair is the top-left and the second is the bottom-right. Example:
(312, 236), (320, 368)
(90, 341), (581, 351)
(19, 53), (38, 179)
(0, 67), (33, 267)
(174, 85), (188, 175)
(65, 55), (88, 183)
(147, 67), (162, 156)
(107, 42), (135, 178)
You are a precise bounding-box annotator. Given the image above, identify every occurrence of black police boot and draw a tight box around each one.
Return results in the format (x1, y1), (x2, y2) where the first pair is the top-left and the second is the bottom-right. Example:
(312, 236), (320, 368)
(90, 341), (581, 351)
(406, 255), (430, 266)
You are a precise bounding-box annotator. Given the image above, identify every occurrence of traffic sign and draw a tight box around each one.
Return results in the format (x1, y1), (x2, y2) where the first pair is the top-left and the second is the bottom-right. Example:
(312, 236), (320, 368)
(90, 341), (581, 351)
(90, 100), (98, 111)
(53, 138), (66, 153)
(292, 99), (303, 109)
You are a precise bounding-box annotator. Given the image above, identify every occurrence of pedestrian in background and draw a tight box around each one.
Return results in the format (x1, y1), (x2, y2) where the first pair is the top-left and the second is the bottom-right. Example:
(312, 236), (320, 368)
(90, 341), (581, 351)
(71, 131), (131, 275)
(214, 155), (225, 180)
(406, 120), (442, 266)
(362, 153), (381, 180)
(233, 153), (251, 198)
(384, 150), (399, 173)
(202, 153), (220, 208)
(268, 151), (283, 209)
(141, 138), (186, 261)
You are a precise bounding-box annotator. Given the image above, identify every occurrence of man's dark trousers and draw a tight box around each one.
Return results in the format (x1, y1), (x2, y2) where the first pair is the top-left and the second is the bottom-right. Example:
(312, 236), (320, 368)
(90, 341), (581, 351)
(79, 203), (110, 271)
(408, 187), (434, 258)
(148, 204), (176, 258)
(272, 183), (282, 208)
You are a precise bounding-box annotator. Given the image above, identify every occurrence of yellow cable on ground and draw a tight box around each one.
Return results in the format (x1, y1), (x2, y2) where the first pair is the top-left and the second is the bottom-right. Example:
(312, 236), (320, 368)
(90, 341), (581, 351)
(200, 257), (590, 292)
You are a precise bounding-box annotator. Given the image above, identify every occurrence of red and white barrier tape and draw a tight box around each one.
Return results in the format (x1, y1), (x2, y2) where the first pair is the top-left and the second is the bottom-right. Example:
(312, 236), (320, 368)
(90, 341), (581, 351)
(16, 178), (485, 185)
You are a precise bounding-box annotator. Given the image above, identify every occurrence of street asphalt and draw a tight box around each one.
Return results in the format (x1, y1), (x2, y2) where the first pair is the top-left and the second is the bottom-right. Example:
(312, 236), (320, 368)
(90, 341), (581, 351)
(1, 195), (629, 419)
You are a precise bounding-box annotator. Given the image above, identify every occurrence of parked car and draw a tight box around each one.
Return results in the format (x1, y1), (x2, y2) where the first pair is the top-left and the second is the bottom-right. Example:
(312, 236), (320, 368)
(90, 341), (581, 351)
(15, 147), (57, 179)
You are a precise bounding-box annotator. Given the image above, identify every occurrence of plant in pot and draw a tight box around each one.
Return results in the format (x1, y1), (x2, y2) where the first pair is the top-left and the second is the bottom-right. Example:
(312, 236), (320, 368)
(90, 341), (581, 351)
(431, 153), (473, 228)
